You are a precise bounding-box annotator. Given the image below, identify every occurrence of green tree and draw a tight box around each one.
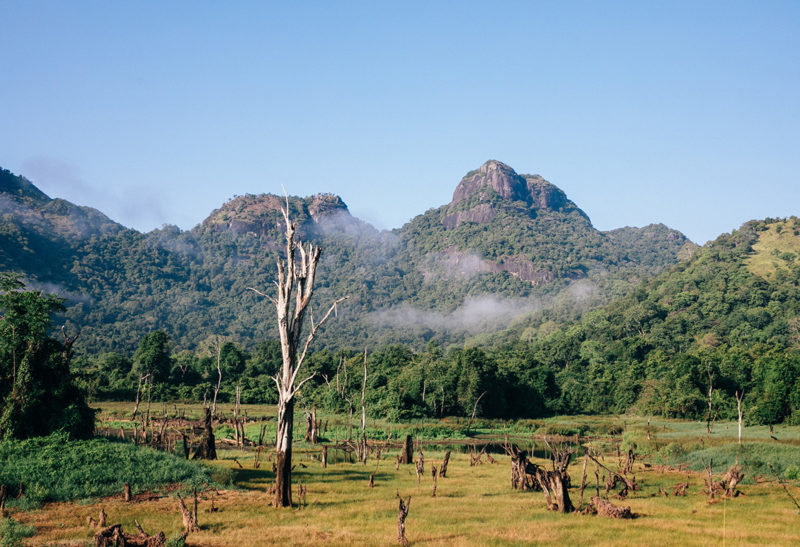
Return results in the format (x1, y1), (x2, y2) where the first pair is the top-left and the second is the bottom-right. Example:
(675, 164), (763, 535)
(0, 273), (94, 439)
(132, 330), (171, 425)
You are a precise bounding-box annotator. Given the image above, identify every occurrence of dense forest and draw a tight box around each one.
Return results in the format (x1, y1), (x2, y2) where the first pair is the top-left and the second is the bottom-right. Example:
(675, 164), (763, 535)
(2, 163), (799, 426)
(1, 162), (691, 354)
(58, 217), (800, 426)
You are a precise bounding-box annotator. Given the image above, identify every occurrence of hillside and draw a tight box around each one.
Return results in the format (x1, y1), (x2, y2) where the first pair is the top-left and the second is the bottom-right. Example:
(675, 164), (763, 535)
(0, 161), (692, 354)
(529, 217), (800, 422)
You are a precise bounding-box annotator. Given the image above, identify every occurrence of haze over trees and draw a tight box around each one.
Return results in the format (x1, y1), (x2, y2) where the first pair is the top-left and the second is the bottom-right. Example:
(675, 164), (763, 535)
(1, 163), (799, 426)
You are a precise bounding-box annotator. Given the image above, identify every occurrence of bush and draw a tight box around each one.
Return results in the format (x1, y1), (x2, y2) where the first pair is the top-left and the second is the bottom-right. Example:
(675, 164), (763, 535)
(0, 518), (36, 547)
(0, 432), (215, 504)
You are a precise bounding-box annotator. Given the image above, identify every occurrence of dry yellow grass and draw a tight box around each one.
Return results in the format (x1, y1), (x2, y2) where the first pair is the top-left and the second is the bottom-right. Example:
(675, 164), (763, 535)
(8, 445), (800, 546)
(745, 219), (800, 279)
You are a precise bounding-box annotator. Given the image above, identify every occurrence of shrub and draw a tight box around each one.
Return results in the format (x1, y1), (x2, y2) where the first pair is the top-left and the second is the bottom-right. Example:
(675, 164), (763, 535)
(0, 432), (215, 504)
(0, 518), (36, 547)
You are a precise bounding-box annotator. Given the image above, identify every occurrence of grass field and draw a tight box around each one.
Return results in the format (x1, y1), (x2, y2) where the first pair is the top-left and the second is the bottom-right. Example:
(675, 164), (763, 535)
(3, 403), (799, 545)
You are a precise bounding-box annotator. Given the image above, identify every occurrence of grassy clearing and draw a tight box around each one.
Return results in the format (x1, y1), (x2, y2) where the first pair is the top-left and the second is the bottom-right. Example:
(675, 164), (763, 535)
(5, 406), (800, 545)
(9, 446), (800, 546)
(746, 219), (800, 279)
(655, 442), (800, 480)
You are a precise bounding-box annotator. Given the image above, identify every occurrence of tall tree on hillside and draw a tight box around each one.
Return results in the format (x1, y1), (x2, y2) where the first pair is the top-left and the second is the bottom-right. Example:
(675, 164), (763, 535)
(249, 197), (347, 507)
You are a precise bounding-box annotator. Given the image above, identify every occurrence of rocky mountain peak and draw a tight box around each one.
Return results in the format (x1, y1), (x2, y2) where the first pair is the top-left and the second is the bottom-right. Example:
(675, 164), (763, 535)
(442, 161), (580, 228)
(451, 160), (529, 204)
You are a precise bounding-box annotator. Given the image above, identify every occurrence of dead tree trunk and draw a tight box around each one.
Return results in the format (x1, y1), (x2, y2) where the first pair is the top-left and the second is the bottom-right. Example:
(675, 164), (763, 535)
(131, 373), (149, 421)
(706, 364), (715, 434)
(532, 442), (574, 513)
(321, 445), (327, 468)
(0, 484), (7, 517)
(249, 194), (347, 508)
(192, 407), (216, 460)
(578, 454), (588, 509)
(177, 493), (198, 533)
(465, 391), (487, 436)
(360, 347), (368, 464)
(401, 435), (413, 464)
(397, 494), (411, 546)
(591, 496), (633, 519)
(440, 450), (451, 478)
(736, 389), (744, 445)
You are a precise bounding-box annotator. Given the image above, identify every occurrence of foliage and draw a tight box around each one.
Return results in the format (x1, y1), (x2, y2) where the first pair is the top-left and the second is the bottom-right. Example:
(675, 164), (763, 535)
(0, 518), (36, 547)
(0, 274), (94, 439)
(0, 432), (216, 504)
(525, 218), (800, 423)
(0, 164), (689, 355)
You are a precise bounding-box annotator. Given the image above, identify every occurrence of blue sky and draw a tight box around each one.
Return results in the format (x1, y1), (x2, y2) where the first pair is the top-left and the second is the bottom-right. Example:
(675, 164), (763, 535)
(1, 1), (798, 244)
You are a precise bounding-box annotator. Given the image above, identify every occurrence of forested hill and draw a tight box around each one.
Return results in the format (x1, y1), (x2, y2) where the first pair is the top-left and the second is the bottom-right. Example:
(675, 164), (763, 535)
(0, 161), (692, 354)
(528, 217), (800, 423)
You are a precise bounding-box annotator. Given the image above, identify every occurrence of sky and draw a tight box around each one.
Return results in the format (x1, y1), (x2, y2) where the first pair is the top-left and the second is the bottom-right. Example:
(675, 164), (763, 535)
(1, 1), (798, 244)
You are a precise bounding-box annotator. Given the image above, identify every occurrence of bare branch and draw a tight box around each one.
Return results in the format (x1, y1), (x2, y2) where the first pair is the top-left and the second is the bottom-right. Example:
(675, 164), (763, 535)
(292, 371), (318, 398)
(247, 287), (277, 305)
(294, 296), (349, 380)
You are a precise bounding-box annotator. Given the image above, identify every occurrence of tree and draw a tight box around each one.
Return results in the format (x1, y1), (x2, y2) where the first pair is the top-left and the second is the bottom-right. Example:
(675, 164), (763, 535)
(249, 197), (346, 507)
(132, 331), (171, 428)
(0, 274), (94, 439)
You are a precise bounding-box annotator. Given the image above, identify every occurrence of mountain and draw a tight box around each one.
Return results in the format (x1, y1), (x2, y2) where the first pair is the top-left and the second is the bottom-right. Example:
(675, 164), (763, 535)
(528, 217), (800, 422)
(0, 161), (693, 354)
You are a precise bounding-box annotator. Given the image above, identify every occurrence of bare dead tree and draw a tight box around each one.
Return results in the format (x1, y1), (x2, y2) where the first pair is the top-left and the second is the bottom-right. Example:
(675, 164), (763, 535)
(131, 373), (150, 421)
(440, 450), (451, 478)
(207, 335), (224, 417)
(397, 493), (411, 546)
(735, 389), (744, 445)
(177, 493), (198, 533)
(465, 391), (487, 436)
(359, 347), (368, 464)
(249, 194), (347, 508)
(706, 362), (717, 434)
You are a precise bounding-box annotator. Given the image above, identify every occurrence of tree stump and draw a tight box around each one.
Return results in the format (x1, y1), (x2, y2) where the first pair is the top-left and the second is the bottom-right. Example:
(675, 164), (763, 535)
(124, 483), (132, 502)
(400, 435), (413, 465)
(321, 445), (328, 469)
(94, 523), (169, 547)
(397, 494), (411, 546)
(192, 407), (216, 460)
(177, 493), (198, 533)
(440, 450), (451, 478)
(591, 496), (633, 519)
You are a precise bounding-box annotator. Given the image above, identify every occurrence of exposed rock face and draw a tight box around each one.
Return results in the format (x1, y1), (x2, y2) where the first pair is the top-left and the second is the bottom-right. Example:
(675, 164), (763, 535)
(441, 203), (497, 229)
(443, 160), (578, 228)
(452, 160), (530, 204)
(202, 192), (350, 237)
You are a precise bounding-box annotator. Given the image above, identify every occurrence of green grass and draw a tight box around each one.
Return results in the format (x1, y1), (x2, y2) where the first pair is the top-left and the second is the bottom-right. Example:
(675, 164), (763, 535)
(0, 432), (221, 505)
(746, 219), (800, 279)
(0, 518), (36, 547)
(5, 406), (800, 545)
(655, 442), (800, 481)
